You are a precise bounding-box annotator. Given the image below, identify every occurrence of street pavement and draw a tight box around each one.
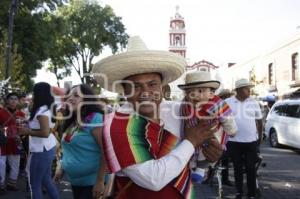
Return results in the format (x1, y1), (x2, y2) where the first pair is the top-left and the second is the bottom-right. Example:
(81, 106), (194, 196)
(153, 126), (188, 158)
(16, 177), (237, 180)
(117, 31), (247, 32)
(195, 141), (300, 199)
(1, 140), (300, 199)
(0, 177), (73, 199)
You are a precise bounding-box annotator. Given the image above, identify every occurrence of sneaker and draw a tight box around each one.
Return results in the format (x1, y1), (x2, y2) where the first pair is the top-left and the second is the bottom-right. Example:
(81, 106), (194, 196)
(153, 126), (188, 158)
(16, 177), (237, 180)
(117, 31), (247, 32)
(191, 168), (205, 183)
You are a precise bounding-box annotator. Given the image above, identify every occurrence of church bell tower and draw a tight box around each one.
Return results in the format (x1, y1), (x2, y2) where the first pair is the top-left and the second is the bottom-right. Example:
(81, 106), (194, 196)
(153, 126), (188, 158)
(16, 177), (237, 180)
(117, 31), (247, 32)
(169, 6), (186, 58)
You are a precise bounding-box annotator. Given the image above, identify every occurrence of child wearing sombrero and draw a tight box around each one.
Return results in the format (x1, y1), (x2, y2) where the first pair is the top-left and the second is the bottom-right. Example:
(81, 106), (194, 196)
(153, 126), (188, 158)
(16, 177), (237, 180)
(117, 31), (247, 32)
(178, 71), (237, 183)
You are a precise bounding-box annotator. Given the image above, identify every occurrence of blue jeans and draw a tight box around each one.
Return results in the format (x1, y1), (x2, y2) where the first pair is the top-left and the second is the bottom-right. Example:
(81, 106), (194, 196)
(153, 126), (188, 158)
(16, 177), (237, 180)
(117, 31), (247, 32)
(28, 147), (59, 199)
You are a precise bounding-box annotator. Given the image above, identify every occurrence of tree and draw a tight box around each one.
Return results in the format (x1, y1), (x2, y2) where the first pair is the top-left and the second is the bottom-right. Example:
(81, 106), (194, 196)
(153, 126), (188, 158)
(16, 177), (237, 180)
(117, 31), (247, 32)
(48, 0), (128, 85)
(249, 66), (264, 86)
(249, 66), (266, 96)
(45, 13), (72, 87)
(0, 31), (27, 92)
(0, 0), (67, 91)
(46, 63), (70, 87)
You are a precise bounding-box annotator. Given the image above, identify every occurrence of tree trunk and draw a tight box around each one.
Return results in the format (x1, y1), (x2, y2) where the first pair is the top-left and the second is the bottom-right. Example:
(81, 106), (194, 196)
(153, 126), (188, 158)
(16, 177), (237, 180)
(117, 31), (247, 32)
(5, 0), (18, 80)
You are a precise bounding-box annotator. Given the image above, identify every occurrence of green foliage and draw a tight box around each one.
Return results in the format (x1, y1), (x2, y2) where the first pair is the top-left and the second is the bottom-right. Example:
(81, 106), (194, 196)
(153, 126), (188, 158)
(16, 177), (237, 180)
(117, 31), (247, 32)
(0, 0), (67, 91)
(48, 0), (129, 85)
(249, 67), (256, 85)
(250, 66), (263, 86)
(0, 0), (128, 90)
(0, 31), (29, 92)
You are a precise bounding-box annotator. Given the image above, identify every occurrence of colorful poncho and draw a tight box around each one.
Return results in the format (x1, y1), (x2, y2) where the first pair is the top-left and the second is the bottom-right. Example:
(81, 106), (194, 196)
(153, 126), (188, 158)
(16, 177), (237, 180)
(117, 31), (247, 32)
(103, 111), (195, 199)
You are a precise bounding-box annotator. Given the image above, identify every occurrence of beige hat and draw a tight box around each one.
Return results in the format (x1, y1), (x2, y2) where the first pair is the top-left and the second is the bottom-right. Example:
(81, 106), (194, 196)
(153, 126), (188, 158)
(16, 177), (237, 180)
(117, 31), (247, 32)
(92, 36), (186, 93)
(234, 78), (254, 90)
(178, 71), (220, 90)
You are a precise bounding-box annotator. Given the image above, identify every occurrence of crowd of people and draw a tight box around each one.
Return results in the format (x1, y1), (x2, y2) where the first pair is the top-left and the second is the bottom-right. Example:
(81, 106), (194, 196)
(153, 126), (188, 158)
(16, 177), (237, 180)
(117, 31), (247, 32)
(0, 36), (267, 199)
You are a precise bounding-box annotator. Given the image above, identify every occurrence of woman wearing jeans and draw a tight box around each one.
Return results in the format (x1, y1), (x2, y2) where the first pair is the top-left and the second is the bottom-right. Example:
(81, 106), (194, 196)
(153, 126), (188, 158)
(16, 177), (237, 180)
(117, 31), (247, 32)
(18, 82), (59, 199)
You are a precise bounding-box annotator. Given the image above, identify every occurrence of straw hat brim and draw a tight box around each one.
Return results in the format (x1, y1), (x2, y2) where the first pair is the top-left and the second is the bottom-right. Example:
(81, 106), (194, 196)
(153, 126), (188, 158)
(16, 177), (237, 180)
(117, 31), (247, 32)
(93, 50), (186, 93)
(178, 81), (220, 90)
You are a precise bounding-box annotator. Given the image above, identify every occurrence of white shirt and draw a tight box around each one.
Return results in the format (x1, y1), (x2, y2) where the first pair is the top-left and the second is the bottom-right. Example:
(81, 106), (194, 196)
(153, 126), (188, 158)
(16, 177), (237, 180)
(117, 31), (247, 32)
(225, 97), (263, 143)
(29, 105), (57, 152)
(117, 101), (195, 191)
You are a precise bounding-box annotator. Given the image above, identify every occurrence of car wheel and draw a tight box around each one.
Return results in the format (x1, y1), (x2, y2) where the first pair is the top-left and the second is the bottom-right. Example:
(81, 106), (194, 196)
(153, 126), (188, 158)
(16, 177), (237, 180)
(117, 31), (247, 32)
(269, 129), (279, 148)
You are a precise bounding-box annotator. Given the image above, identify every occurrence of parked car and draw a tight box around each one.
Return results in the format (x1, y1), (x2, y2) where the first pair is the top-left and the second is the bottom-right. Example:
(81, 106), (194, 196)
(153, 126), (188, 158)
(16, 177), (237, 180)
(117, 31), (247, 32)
(264, 98), (300, 149)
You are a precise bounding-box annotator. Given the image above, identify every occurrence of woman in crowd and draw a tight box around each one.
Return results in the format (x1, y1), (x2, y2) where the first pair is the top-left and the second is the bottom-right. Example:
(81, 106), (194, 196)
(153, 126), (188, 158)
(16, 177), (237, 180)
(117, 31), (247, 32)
(18, 82), (59, 199)
(54, 84), (106, 199)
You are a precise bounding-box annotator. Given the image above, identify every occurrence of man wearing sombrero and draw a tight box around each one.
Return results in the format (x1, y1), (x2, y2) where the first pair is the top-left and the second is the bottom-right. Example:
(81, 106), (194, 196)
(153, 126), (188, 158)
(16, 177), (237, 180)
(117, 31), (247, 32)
(225, 78), (263, 199)
(93, 36), (224, 198)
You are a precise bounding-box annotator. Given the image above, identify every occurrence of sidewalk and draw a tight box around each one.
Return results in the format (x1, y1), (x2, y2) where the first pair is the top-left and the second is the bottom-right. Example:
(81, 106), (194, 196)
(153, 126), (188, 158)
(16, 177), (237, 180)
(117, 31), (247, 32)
(0, 175), (73, 199)
(2, 176), (235, 199)
(2, 141), (300, 199)
(195, 141), (300, 199)
(195, 182), (236, 199)
(1, 173), (236, 199)
(2, 171), (299, 199)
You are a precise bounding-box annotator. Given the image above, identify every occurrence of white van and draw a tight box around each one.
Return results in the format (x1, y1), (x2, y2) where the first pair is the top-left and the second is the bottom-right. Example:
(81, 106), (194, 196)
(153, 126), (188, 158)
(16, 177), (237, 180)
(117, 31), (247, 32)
(264, 98), (300, 149)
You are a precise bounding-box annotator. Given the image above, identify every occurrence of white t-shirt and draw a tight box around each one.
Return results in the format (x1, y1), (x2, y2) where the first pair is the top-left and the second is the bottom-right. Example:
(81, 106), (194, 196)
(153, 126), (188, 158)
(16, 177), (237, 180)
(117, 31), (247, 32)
(160, 100), (182, 137)
(29, 105), (57, 152)
(225, 97), (263, 143)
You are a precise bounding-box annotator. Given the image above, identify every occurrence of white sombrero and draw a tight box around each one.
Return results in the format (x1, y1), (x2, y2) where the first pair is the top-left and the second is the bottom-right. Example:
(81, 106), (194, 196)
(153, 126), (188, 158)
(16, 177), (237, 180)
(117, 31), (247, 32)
(178, 71), (220, 90)
(93, 36), (186, 93)
(234, 78), (254, 90)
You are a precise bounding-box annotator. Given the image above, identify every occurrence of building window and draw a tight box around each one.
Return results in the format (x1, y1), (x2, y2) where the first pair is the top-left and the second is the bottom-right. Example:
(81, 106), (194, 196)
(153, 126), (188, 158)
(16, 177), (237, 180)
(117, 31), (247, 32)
(199, 67), (207, 72)
(268, 63), (274, 85)
(292, 52), (299, 81)
(175, 36), (181, 46)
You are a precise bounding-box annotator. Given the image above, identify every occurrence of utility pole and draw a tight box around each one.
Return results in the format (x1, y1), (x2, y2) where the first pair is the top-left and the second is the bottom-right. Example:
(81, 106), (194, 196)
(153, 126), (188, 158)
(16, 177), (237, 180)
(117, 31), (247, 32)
(5, 0), (18, 80)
